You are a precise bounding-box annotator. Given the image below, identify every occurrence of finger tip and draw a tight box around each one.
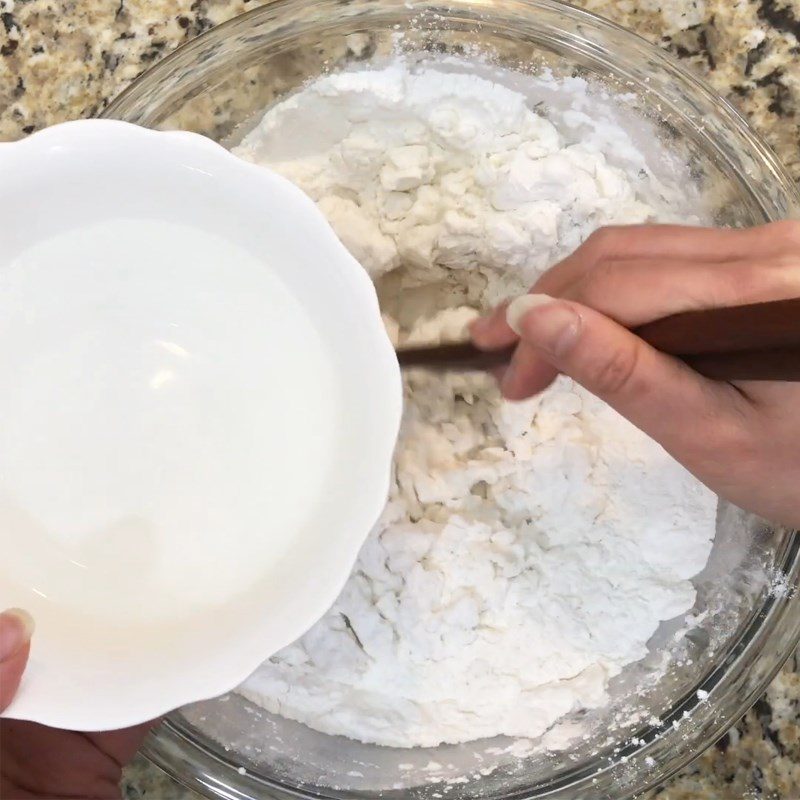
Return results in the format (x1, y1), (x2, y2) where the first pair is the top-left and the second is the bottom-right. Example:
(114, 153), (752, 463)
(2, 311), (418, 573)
(470, 316), (511, 349)
(489, 365), (507, 384)
(471, 300), (522, 348)
(4, 608), (35, 641)
(500, 370), (528, 402)
(468, 317), (492, 347)
(501, 369), (559, 402)
(0, 608), (35, 665)
(0, 643), (30, 713)
(501, 384), (536, 403)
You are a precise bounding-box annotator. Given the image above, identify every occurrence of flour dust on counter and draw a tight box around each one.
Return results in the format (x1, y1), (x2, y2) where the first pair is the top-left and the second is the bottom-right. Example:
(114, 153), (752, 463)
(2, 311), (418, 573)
(233, 58), (716, 748)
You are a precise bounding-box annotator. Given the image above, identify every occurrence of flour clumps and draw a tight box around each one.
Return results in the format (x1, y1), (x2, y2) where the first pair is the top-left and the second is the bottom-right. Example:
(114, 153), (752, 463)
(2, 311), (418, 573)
(233, 60), (690, 304)
(233, 60), (716, 748)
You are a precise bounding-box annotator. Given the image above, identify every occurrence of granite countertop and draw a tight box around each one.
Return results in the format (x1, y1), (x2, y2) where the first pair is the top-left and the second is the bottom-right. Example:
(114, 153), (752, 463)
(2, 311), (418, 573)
(2, 1), (800, 798)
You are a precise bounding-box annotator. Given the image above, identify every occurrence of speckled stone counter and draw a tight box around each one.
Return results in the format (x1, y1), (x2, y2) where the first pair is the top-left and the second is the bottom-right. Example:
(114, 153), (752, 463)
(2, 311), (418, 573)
(2, 1), (800, 798)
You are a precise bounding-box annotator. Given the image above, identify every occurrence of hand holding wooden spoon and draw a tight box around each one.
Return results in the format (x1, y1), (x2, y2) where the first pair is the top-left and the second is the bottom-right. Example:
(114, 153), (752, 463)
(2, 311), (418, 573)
(470, 222), (800, 528)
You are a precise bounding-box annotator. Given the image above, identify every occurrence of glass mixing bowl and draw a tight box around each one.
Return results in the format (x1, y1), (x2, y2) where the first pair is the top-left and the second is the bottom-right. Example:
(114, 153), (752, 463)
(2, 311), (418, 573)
(103, 1), (800, 797)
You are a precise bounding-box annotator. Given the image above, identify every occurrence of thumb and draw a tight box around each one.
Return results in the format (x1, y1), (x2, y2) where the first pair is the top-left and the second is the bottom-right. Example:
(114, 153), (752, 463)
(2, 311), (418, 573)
(504, 294), (740, 457)
(0, 608), (34, 713)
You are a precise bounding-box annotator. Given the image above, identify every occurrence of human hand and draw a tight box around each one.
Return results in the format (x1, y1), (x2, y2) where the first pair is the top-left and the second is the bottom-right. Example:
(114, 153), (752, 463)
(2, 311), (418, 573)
(0, 608), (155, 800)
(471, 222), (800, 528)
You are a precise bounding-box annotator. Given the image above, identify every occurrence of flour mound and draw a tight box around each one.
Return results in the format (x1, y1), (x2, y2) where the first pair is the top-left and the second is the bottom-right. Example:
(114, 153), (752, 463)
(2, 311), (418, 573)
(233, 61), (683, 304)
(234, 60), (715, 748)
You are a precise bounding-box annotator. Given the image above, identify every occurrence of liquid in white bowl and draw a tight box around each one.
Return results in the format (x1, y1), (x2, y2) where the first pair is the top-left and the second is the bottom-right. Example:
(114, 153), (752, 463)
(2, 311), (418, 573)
(0, 217), (339, 625)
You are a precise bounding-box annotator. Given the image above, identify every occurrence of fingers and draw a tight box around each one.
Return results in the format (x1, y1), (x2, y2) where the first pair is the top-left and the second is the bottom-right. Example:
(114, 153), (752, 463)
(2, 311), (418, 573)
(469, 224), (793, 354)
(0, 609), (34, 713)
(506, 295), (746, 458)
(470, 300), (516, 350)
(0, 719), (156, 798)
(471, 297), (560, 398)
(500, 342), (559, 400)
(473, 220), (800, 416)
(84, 720), (160, 769)
(534, 222), (800, 298)
(561, 256), (800, 327)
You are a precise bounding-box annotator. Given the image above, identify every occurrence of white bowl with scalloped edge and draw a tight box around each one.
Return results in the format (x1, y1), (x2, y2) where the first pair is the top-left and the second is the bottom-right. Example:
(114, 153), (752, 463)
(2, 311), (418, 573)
(0, 119), (402, 731)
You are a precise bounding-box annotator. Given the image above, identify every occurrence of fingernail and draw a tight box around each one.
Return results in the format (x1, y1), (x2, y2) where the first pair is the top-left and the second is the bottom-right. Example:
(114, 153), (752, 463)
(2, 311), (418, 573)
(506, 294), (558, 335)
(0, 608), (35, 661)
(507, 294), (582, 357)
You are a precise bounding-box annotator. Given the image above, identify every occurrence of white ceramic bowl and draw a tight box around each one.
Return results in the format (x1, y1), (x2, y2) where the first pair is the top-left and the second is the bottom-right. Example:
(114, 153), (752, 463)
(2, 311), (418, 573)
(0, 119), (402, 731)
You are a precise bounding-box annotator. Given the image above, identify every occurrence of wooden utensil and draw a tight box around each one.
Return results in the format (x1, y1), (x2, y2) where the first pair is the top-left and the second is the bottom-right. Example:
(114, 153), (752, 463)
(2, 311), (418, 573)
(396, 297), (800, 381)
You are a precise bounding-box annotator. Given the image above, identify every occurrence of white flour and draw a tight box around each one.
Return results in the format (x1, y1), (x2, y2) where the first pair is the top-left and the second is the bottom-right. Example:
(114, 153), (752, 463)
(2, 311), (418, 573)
(233, 60), (716, 748)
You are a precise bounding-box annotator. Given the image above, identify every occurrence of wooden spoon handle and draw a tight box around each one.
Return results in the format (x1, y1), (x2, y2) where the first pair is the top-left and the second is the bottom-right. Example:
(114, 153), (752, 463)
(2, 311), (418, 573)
(397, 342), (515, 372)
(681, 349), (800, 381)
(396, 297), (800, 381)
(633, 297), (800, 355)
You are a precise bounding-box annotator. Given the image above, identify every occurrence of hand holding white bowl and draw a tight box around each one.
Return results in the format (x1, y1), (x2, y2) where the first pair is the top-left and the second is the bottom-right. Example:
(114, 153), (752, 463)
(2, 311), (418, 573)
(0, 120), (401, 731)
